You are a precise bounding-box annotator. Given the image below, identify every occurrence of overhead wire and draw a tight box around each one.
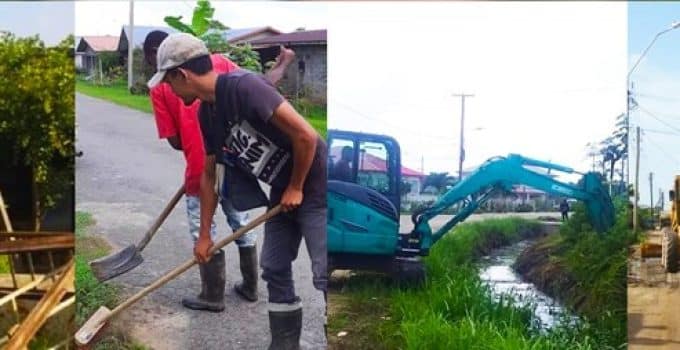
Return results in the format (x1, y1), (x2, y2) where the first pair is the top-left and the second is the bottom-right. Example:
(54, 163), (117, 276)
(637, 105), (680, 134)
(643, 133), (680, 166)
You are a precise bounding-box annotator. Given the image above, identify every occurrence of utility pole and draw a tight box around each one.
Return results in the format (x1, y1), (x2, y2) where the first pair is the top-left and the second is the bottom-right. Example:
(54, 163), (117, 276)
(127, 0), (134, 90)
(626, 86), (630, 189)
(634, 126), (641, 230)
(453, 93), (474, 181)
(649, 172), (654, 221)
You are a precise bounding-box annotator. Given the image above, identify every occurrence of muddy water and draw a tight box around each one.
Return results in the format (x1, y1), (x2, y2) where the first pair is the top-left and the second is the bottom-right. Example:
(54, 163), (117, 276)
(478, 240), (577, 329)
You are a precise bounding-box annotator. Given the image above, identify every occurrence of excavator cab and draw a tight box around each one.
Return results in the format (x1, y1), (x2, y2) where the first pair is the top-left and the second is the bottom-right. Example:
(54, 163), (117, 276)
(327, 130), (402, 210)
(327, 130), (408, 272)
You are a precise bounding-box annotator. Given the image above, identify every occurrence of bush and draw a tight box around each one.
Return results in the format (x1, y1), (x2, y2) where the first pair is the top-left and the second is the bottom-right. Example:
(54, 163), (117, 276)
(0, 33), (75, 227)
(551, 198), (632, 346)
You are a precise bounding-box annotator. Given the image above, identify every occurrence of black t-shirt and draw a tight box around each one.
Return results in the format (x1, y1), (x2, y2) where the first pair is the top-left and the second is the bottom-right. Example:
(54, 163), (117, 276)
(199, 70), (326, 202)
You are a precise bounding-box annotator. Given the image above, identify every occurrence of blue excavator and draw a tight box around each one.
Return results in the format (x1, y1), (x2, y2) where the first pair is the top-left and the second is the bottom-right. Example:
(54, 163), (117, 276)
(327, 130), (615, 282)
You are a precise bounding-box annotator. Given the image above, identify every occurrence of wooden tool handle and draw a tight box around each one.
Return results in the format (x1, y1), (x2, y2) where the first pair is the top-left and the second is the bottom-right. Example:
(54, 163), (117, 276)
(105, 205), (282, 322)
(136, 185), (185, 251)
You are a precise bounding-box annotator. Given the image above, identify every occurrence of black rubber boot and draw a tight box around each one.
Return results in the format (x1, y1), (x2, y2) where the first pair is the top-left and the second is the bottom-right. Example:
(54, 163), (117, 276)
(234, 245), (258, 302)
(182, 249), (225, 312)
(268, 299), (302, 350)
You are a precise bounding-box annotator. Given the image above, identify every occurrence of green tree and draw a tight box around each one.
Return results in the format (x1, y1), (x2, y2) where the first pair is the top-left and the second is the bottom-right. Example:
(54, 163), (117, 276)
(422, 172), (455, 194)
(164, 0), (262, 72)
(0, 33), (75, 230)
(588, 113), (627, 195)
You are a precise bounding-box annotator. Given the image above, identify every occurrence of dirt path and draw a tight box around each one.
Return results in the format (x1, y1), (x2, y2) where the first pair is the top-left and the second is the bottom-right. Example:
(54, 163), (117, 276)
(628, 230), (680, 350)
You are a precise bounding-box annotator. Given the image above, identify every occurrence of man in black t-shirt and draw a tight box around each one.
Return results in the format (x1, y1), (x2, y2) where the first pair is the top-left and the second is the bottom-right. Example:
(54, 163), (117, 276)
(147, 33), (327, 350)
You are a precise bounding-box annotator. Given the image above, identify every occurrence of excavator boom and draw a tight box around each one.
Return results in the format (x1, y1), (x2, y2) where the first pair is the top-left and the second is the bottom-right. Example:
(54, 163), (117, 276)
(408, 154), (615, 253)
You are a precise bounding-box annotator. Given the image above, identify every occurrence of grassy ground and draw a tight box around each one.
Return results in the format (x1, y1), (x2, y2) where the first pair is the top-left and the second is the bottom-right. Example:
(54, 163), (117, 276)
(76, 80), (153, 114)
(328, 218), (623, 350)
(75, 211), (148, 350)
(75, 79), (328, 138)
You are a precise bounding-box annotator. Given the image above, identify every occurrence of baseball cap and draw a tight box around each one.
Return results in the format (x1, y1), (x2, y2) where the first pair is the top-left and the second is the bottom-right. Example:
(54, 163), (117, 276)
(146, 33), (209, 88)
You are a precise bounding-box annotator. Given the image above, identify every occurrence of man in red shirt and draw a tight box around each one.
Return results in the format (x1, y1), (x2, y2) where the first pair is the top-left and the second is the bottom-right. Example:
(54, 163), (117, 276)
(143, 31), (295, 311)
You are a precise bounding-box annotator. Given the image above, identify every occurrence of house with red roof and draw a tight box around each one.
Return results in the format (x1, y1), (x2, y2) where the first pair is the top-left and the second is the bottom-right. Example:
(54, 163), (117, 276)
(75, 35), (120, 74)
(329, 145), (426, 198)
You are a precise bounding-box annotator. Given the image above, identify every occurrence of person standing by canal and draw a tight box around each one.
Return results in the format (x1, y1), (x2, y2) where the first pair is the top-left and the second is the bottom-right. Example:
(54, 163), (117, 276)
(559, 199), (570, 221)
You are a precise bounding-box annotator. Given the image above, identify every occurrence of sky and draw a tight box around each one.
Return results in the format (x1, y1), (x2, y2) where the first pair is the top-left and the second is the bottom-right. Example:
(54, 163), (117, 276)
(328, 2), (627, 186)
(0, 2), (73, 45)
(75, 1), (328, 36)
(628, 2), (680, 208)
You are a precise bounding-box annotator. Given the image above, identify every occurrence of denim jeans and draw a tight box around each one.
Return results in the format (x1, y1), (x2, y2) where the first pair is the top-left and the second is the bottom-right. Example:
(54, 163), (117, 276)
(185, 195), (256, 247)
(260, 192), (327, 304)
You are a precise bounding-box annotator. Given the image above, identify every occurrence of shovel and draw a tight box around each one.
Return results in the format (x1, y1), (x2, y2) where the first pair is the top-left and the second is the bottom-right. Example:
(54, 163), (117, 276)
(75, 205), (282, 346)
(89, 185), (185, 282)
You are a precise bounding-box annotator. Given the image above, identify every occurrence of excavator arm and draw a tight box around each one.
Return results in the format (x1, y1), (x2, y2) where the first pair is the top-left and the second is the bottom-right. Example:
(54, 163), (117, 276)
(406, 154), (615, 254)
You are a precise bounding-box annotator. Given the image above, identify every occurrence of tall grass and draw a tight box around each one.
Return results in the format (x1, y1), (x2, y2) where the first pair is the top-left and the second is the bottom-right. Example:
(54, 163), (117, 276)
(547, 198), (632, 347)
(330, 218), (624, 350)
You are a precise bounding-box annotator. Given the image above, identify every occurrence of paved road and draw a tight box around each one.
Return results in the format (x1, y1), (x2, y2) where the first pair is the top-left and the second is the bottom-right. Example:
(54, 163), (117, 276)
(628, 230), (680, 350)
(75, 94), (325, 350)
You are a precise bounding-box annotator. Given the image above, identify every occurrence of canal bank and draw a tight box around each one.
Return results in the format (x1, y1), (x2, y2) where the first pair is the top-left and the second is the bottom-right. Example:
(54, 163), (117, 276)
(328, 216), (626, 350)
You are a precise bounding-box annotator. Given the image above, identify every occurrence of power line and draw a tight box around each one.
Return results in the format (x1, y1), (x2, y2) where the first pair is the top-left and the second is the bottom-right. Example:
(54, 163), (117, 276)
(637, 105), (680, 134)
(641, 127), (680, 136)
(636, 104), (680, 120)
(333, 101), (462, 142)
(644, 134), (680, 166)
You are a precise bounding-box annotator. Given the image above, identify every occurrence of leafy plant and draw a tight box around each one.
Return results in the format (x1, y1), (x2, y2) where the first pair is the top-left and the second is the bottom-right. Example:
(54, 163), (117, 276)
(164, 0), (262, 72)
(0, 33), (75, 230)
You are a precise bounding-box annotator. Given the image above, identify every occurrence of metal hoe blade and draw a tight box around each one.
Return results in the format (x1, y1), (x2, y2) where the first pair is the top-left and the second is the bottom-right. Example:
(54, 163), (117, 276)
(89, 244), (144, 282)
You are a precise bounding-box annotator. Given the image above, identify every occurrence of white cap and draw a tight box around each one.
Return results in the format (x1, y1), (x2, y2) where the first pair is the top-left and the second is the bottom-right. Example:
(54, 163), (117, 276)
(146, 33), (209, 88)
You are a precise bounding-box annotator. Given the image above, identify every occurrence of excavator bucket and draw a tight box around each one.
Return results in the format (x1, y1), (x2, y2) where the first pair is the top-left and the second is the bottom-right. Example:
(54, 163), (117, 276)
(581, 172), (615, 233)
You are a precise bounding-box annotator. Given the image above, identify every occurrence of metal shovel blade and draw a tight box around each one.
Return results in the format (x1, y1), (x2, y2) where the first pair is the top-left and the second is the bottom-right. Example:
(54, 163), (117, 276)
(89, 244), (144, 282)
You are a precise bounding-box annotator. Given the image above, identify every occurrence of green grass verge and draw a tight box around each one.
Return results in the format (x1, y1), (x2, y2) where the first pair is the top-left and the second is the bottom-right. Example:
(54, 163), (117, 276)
(76, 80), (153, 114)
(292, 99), (327, 139)
(329, 218), (623, 350)
(75, 211), (149, 350)
(75, 80), (327, 138)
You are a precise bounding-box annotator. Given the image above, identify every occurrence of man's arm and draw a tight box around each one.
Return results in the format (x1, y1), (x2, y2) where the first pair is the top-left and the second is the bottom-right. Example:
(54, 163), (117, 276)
(195, 154), (218, 263)
(151, 86), (183, 151)
(264, 46), (295, 86)
(270, 101), (318, 212)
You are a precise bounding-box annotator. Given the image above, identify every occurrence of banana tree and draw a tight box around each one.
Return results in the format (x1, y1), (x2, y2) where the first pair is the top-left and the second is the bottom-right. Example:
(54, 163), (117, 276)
(164, 0), (262, 72)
